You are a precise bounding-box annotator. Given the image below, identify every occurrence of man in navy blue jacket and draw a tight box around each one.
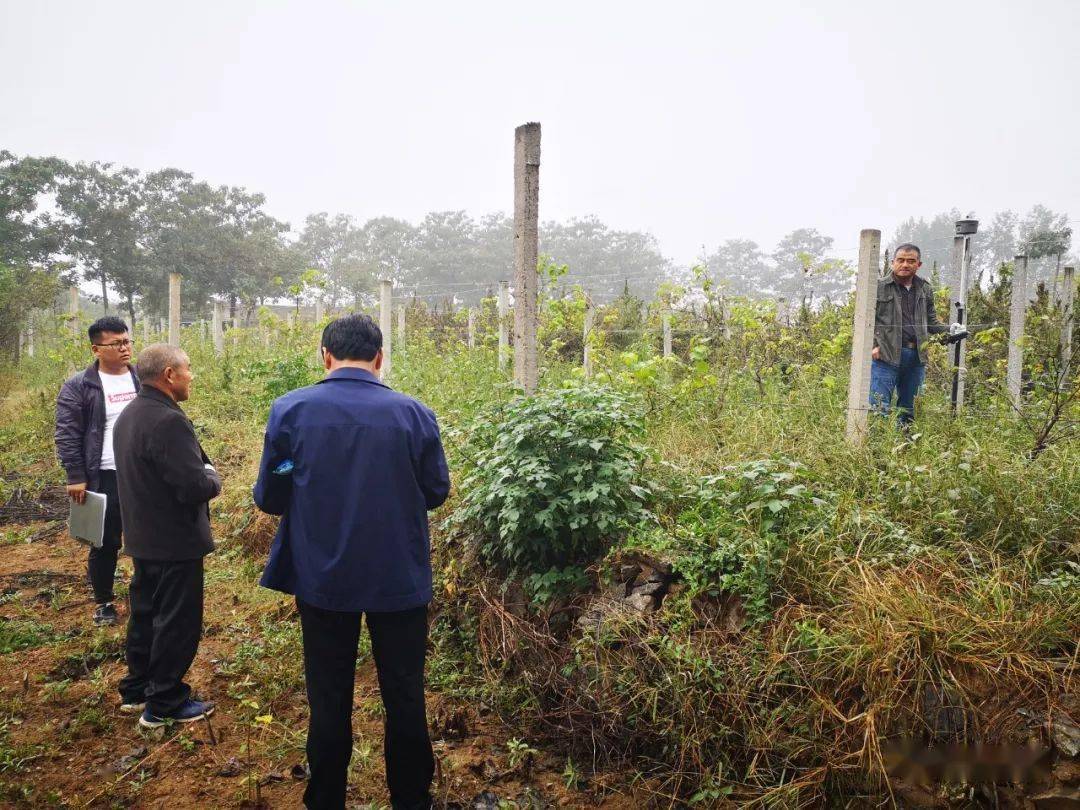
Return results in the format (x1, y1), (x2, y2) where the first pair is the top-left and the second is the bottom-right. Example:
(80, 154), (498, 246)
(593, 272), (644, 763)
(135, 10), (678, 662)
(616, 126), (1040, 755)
(253, 314), (450, 810)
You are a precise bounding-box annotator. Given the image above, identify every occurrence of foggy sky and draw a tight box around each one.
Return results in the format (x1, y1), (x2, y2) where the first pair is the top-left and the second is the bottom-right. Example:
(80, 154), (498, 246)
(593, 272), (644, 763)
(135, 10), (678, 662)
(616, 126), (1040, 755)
(2, 0), (1077, 266)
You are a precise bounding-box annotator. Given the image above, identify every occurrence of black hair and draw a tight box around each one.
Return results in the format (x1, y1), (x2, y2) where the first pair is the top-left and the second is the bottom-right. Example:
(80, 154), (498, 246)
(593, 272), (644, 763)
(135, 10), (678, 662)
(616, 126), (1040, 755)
(893, 243), (922, 260)
(320, 314), (382, 362)
(88, 317), (130, 343)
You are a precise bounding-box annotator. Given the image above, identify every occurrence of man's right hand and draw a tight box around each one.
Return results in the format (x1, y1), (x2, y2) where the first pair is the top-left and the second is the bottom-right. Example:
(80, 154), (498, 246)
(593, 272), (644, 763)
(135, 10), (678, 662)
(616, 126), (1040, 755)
(66, 483), (87, 505)
(872, 346), (881, 361)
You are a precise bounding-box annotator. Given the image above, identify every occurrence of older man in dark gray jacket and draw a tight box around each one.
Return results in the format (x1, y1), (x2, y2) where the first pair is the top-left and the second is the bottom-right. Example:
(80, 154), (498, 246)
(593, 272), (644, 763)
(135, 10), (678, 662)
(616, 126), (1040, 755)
(113, 343), (220, 728)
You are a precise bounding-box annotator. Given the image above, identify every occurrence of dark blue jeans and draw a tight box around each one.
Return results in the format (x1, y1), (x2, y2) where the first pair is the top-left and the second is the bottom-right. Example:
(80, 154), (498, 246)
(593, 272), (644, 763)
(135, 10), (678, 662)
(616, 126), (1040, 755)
(870, 347), (925, 425)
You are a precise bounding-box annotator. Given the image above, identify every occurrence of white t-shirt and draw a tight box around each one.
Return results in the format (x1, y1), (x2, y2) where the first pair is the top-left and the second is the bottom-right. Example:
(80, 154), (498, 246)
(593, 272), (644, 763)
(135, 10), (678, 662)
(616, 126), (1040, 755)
(99, 370), (138, 471)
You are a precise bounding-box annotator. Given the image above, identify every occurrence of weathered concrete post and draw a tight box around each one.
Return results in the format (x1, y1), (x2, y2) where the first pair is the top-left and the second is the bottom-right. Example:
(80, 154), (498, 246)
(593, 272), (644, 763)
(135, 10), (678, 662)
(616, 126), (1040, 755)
(498, 280), (510, 371)
(950, 220), (978, 413)
(467, 308), (475, 349)
(397, 305), (406, 349)
(663, 309), (673, 358)
(1060, 266), (1075, 388)
(380, 278), (393, 378)
(583, 295), (594, 378)
(69, 286), (80, 337)
(26, 311), (34, 358)
(315, 298), (325, 325)
(513, 122), (541, 393)
(845, 229), (881, 445)
(168, 273), (181, 347)
(1007, 255), (1028, 411)
(287, 311), (295, 330)
(212, 301), (225, 355)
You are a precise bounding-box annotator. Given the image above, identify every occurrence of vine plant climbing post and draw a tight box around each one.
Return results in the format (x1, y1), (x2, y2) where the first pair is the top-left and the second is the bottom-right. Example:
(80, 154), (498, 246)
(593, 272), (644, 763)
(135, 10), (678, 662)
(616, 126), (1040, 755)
(845, 229), (881, 445)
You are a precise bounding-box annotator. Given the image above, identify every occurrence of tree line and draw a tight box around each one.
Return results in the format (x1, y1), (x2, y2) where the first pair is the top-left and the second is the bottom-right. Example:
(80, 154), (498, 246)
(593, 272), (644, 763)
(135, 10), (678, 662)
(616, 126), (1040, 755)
(0, 148), (1073, 358)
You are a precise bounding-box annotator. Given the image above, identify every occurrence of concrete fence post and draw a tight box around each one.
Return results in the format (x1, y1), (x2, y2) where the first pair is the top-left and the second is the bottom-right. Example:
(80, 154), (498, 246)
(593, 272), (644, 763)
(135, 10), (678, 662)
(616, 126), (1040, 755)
(168, 274), (181, 347)
(212, 302), (225, 355)
(69, 286), (80, 337)
(26, 311), (34, 358)
(1060, 266), (1075, 388)
(583, 295), (594, 378)
(498, 280), (510, 371)
(315, 298), (325, 325)
(663, 309), (672, 358)
(1007, 255), (1028, 411)
(467, 308), (475, 349)
(397, 305), (406, 349)
(513, 122), (541, 393)
(845, 229), (881, 445)
(380, 278), (393, 378)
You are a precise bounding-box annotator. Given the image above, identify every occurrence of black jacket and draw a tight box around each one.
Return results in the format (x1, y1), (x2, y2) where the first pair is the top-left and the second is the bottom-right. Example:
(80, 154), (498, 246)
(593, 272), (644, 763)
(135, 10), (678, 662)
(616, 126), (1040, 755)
(113, 386), (221, 561)
(55, 362), (141, 491)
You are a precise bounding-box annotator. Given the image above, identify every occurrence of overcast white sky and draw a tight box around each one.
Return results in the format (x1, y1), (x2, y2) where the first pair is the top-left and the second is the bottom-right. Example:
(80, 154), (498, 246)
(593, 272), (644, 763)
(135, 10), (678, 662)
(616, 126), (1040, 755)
(2, 0), (1077, 265)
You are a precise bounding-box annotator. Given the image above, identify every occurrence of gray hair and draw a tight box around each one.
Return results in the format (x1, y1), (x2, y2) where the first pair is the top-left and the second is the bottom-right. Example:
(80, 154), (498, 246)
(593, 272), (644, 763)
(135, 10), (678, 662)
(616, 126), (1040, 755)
(136, 343), (188, 383)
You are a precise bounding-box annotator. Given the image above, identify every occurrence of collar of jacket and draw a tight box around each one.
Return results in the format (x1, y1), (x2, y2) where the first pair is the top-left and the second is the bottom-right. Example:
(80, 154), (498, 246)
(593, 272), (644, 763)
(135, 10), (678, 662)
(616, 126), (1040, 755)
(81, 360), (139, 390)
(883, 274), (926, 291)
(138, 383), (185, 413)
(317, 367), (390, 389)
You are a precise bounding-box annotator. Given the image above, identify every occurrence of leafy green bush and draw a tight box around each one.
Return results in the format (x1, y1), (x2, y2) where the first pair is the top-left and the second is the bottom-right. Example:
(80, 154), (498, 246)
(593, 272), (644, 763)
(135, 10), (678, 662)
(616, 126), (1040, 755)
(631, 458), (832, 621)
(453, 384), (653, 574)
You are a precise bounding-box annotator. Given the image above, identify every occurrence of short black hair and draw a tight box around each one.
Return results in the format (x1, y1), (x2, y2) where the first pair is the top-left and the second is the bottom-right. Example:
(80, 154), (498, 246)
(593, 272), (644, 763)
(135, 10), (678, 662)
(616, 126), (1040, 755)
(88, 317), (129, 343)
(321, 314), (382, 362)
(894, 243), (922, 260)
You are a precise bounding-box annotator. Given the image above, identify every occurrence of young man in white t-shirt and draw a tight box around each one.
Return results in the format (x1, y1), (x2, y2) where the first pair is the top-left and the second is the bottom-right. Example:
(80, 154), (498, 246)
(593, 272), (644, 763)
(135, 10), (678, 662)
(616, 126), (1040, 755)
(56, 317), (140, 627)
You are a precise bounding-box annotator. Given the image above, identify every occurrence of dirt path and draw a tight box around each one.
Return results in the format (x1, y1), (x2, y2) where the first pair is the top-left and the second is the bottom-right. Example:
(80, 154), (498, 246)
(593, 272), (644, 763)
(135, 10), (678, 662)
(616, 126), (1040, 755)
(0, 524), (639, 809)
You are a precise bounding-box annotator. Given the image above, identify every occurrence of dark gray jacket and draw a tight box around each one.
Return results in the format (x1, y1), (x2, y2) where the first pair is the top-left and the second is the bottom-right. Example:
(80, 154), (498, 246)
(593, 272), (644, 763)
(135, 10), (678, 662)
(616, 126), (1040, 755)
(113, 386), (221, 561)
(55, 361), (141, 491)
(873, 275), (948, 367)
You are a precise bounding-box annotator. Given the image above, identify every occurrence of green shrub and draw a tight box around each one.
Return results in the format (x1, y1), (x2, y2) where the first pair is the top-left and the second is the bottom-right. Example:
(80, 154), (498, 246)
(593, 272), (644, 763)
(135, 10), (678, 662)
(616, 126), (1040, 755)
(453, 384), (653, 574)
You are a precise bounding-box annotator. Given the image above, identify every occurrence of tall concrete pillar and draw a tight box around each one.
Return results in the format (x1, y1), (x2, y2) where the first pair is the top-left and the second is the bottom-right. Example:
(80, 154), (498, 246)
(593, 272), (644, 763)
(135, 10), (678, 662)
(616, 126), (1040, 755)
(315, 298), (325, 325)
(168, 274), (181, 347)
(663, 310), (672, 358)
(1007, 255), (1028, 411)
(512, 123), (541, 393)
(397, 305), (406, 349)
(467, 308), (475, 349)
(845, 229), (881, 445)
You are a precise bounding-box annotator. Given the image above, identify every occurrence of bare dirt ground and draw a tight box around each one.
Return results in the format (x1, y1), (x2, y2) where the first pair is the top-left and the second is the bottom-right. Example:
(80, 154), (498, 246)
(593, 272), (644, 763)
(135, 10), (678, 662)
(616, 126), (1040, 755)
(0, 523), (643, 809)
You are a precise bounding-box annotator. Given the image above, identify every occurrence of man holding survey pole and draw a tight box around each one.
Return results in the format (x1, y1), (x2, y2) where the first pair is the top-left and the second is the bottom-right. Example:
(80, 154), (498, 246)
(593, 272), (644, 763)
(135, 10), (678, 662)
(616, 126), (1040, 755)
(55, 317), (139, 627)
(113, 343), (221, 727)
(254, 314), (450, 810)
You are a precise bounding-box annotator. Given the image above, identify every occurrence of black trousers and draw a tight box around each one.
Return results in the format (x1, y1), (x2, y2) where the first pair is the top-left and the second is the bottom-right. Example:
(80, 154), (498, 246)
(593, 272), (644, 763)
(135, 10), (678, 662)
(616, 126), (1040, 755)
(118, 557), (204, 716)
(88, 470), (123, 604)
(297, 599), (433, 810)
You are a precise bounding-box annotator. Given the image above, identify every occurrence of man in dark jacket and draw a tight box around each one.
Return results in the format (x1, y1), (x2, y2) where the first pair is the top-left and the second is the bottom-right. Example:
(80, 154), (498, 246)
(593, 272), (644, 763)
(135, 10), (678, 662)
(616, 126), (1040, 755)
(113, 343), (221, 728)
(871, 243), (958, 425)
(55, 316), (140, 627)
(254, 314), (450, 810)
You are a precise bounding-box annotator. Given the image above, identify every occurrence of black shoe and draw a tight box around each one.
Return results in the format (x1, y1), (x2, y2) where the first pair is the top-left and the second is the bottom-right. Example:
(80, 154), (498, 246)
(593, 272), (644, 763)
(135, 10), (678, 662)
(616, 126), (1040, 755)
(93, 603), (118, 626)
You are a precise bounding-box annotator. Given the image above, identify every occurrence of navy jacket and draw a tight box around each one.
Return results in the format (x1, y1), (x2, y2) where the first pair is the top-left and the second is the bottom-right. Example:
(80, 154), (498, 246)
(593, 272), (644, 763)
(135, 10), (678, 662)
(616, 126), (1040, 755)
(253, 368), (451, 613)
(55, 362), (140, 491)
